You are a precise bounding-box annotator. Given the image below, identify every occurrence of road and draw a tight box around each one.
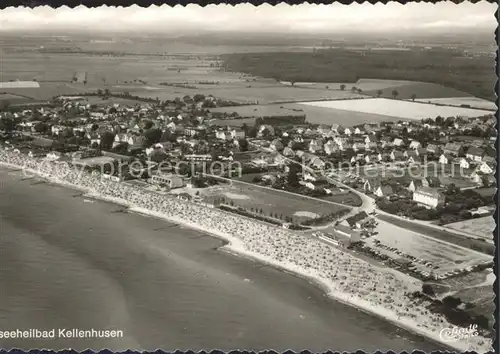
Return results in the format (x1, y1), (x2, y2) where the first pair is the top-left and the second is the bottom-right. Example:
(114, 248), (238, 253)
(246, 142), (493, 256)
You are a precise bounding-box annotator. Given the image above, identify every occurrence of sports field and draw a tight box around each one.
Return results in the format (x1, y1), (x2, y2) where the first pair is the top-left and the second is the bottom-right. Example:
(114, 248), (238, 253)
(183, 183), (350, 224)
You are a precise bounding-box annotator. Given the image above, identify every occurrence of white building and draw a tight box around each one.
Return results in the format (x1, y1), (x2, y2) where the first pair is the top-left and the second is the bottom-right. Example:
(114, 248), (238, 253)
(413, 187), (445, 209)
(439, 154), (449, 165)
(151, 173), (184, 189)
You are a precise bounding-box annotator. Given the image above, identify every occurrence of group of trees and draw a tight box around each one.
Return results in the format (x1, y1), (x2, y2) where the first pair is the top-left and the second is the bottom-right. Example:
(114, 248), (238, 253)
(418, 285), (491, 332)
(376, 185), (489, 223)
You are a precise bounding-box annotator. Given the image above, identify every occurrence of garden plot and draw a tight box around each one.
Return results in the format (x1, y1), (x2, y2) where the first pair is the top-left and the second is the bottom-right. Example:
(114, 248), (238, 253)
(366, 220), (492, 277)
(299, 98), (490, 120)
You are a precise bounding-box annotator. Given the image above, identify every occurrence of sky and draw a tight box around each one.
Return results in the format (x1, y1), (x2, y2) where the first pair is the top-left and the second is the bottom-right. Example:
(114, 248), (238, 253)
(0, 2), (496, 34)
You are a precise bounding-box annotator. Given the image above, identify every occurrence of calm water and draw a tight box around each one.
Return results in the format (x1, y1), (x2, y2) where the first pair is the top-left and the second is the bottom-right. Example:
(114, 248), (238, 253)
(0, 168), (445, 351)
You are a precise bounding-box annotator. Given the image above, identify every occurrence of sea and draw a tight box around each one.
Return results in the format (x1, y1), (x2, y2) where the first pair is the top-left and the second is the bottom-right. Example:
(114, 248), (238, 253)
(0, 168), (445, 351)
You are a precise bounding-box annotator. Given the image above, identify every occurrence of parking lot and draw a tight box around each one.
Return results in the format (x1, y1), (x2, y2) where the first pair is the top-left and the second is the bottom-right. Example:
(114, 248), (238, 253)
(363, 220), (492, 279)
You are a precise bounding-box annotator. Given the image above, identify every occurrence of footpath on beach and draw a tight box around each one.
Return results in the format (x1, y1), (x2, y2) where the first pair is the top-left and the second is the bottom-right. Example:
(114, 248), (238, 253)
(0, 149), (493, 353)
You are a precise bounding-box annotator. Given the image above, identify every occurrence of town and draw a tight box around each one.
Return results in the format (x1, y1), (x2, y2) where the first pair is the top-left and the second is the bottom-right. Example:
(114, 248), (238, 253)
(0, 7), (496, 351)
(1, 90), (495, 257)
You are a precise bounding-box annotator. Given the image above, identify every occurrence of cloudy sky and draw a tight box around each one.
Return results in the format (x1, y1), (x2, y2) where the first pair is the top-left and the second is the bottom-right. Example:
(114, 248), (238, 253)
(0, 2), (496, 34)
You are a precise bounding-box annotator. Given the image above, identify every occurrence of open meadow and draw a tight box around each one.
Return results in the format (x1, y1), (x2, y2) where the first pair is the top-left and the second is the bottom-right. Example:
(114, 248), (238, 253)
(445, 217), (495, 242)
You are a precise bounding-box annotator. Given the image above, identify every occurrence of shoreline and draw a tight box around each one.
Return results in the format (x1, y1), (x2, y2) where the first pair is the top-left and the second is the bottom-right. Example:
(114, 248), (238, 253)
(0, 156), (492, 353)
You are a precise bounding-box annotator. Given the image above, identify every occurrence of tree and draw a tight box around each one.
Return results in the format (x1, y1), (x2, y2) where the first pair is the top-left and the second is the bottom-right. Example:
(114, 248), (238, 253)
(357, 88), (363, 94)
(422, 283), (435, 297)
(193, 94), (205, 102)
(144, 128), (162, 147)
(391, 90), (399, 99)
(112, 142), (129, 154)
(443, 296), (462, 308)
(97, 89), (103, 96)
(287, 161), (302, 187)
(100, 131), (115, 150)
(481, 175), (490, 188)
(241, 123), (249, 135)
(351, 86), (357, 93)
(376, 90), (383, 98)
(149, 150), (168, 163)
(474, 314), (490, 330)
(142, 119), (154, 130)
(0, 116), (16, 132)
(238, 139), (249, 152)
(34, 122), (49, 134)
(104, 89), (111, 97)
(411, 93), (417, 101)
(248, 126), (257, 138)
(340, 84), (346, 91)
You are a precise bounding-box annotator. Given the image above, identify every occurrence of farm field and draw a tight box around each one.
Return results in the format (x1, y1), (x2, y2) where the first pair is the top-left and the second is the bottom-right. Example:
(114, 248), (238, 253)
(0, 93), (39, 105)
(75, 95), (153, 106)
(178, 183), (350, 224)
(282, 79), (473, 99)
(211, 100), (403, 126)
(361, 81), (472, 100)
(209, 103), (307, 117)
(299, 98), (490, 120)
(367, 220), (492, 277)
(209, 117), (258, 127)
(192, 86), (363, 104)
(414, 97), (497, 111)
(445, 216), (495, 242)
(0, 81), (40, 89)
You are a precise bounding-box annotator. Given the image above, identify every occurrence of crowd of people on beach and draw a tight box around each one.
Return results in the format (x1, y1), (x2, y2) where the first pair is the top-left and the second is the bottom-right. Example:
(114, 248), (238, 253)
(0, 148), (491, 352)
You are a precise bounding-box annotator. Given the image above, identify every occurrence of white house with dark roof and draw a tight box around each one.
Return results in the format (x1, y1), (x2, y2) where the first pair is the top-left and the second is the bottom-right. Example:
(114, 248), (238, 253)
(466, 146), (486, 162)
(409, 140), (421, 150)
(413, 187), (445, 209)
(324, 140), (338, 155)
(439, 154), (450, 165)
(478, 161), (494, 175)
(309, 138), (324, 153)
(393, 138), (404, 147)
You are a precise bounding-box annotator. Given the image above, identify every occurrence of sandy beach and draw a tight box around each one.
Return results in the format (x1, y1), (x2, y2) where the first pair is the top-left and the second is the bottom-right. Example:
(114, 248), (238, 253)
(0, 150), (493, 352)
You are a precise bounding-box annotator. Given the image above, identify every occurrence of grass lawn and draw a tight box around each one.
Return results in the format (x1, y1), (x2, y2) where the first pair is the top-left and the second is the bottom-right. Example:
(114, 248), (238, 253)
(445, 217), (495, 241)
